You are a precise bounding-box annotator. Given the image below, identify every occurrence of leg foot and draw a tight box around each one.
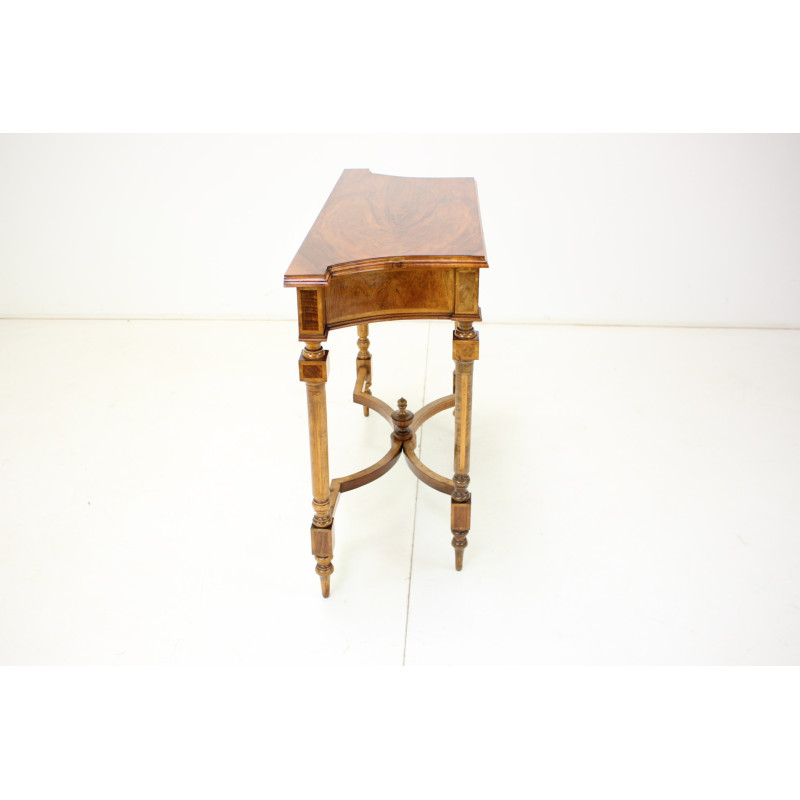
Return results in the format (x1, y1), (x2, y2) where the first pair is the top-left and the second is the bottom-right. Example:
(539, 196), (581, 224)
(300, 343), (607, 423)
(315, 556), (334, 597)
(451, 496), (471, 572)
(452, 535), (467, 570)
(311, 525), (335, 598)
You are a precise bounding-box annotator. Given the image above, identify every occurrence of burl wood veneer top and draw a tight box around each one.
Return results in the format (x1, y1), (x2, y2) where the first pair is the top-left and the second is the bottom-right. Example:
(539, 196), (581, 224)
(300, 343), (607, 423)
(284, 169), (488, 286)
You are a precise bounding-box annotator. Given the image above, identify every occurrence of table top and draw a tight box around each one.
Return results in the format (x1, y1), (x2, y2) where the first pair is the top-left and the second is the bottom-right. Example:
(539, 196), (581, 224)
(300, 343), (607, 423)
(284, 169), (488, 286)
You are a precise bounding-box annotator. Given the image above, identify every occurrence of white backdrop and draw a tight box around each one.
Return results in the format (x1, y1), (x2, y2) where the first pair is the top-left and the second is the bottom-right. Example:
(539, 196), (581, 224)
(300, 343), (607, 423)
(1, 134), (798, 326)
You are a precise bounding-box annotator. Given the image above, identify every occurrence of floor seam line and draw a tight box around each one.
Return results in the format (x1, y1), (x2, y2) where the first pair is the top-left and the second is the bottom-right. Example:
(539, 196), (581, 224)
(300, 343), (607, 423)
(402, 321), (431, 666)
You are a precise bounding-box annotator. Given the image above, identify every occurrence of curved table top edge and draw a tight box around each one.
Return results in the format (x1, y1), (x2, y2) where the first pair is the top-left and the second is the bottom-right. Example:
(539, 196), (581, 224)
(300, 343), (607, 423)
(284, 255), (488, 287)
(284, 169), (489, 287)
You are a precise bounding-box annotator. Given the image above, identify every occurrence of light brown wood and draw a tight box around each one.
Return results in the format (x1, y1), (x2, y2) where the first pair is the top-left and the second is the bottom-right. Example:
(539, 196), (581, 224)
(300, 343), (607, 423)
(356, 324), (371, 417)
(300, 341), (334, 597)
(451, 321), (478, 571)
(330, 439), (403, 508)
(403, 442), (454, 495)
(409, 393), (455, 432)
(288, 170), (487, 596)
(353, 365), (393, 422)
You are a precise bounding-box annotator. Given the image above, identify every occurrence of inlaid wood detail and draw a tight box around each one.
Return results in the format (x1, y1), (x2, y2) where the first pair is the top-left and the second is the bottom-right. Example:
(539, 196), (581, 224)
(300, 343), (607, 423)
(300, 347), (479, 594)
(298, 352), (328, 383)
(297, 289), (324, 338)
(302, 342), (334, 597)
(454, 365), (474, 478)
(286, 170), (488, 596)
(455, 268), (480, 316)
(451, 497), (471, 532)
(452, 320), (478, 570)
(299, 289), (319, 327)
(311, 525), (334, 558)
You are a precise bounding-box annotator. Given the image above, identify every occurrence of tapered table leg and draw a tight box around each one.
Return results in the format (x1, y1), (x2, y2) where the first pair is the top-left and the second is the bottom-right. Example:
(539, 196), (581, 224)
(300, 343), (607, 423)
(451, 321), (479, 570)
(299, 342), (334, 597)
(357, 324), (372, 416)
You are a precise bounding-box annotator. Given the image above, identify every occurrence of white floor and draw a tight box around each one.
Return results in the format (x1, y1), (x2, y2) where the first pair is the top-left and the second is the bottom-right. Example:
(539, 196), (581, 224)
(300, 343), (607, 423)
(1, 319), (799, 665)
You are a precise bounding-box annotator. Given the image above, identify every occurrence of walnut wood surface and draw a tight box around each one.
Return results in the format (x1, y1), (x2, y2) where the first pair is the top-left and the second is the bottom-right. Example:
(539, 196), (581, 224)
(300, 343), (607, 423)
(284, 169), (488, 287)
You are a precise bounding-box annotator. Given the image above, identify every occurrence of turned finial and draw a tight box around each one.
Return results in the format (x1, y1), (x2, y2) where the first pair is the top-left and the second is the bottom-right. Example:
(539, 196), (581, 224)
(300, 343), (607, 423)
(391, 398), (414, 441)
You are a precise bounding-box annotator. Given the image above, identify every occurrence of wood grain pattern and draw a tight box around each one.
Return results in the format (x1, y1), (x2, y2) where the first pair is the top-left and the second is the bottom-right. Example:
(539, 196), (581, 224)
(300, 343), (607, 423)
(289, 171), (487, 595)
(455, 268), (480, 316)
(327, 268), (455, 327)
(297, 288), (324, 337)
(284, 169), (488, 287)
(403, 443), (454, 495)
(409, 393), (455, 432)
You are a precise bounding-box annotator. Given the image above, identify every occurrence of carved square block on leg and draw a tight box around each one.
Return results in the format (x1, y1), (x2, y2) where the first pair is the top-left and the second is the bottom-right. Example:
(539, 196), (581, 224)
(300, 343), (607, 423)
(451, 497), (470, 571)
(310, 523), (335, 558)
(452, 333), (479, 362)
(451, 497), (471, 532)
(299, 349), (329, 383)
(311, 522), (335, 598)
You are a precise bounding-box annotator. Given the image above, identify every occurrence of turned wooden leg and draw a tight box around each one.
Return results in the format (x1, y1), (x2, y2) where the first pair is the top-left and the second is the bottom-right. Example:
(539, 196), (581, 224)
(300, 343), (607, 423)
(357, 323), (372, 416)
(299, 342), (334, 597)
(452, 321), (479, 570)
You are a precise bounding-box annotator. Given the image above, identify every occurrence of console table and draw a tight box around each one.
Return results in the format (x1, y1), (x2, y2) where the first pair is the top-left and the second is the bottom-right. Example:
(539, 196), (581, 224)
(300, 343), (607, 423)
(284, 169), (489, 597)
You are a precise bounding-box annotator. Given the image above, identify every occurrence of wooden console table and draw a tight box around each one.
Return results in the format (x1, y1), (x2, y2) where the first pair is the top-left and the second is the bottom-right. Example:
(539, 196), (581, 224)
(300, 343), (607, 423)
(284, 169), (489, 597)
